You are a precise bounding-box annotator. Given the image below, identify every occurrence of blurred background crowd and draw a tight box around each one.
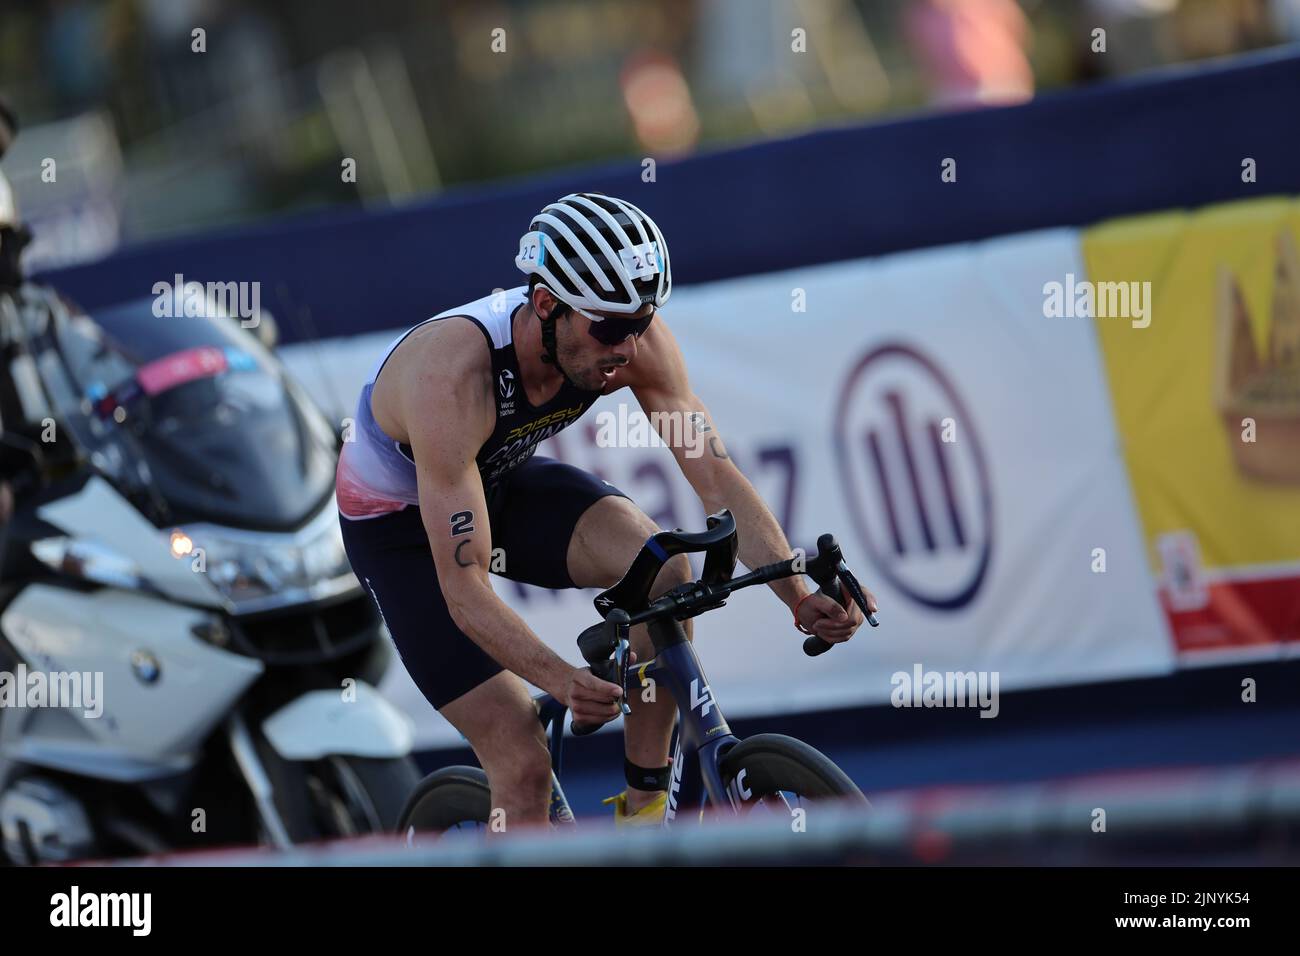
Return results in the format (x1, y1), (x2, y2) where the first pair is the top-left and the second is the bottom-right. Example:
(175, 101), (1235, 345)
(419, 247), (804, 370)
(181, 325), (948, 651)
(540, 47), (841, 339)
(1, 0), (1299, 270)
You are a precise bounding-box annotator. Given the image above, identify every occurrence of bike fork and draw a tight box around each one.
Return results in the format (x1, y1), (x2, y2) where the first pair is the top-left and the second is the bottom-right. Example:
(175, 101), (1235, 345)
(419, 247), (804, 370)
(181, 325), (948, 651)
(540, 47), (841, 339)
(535, 695), (577, 826)
(226, 713), (294, 849)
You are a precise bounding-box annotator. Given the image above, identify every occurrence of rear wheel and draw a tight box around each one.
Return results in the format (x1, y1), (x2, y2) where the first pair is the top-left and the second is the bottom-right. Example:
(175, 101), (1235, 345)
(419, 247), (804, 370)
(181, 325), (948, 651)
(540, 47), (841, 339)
(396, 766), (492, 844)
(718, 733), (868, 818)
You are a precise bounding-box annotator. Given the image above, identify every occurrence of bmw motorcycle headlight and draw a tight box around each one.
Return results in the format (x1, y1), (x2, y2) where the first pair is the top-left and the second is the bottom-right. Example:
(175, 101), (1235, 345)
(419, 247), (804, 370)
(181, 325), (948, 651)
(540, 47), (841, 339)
(174, 497), (358, 612)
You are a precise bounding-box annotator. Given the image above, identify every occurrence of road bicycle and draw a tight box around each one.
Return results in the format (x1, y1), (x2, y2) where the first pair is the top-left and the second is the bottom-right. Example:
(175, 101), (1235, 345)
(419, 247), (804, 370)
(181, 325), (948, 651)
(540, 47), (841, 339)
(396, 508), (878, 835)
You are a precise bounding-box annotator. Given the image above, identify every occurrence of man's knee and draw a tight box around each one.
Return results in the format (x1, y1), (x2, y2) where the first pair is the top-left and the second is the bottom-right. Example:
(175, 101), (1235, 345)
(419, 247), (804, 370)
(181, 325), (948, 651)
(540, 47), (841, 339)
(570, 495), (667, 590)
(571, 496), (701, 592)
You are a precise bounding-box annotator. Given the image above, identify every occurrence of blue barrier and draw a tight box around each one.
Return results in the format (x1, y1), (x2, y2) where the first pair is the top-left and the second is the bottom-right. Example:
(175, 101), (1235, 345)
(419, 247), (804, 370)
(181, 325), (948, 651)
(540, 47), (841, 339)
(38, 48), (1300, 344)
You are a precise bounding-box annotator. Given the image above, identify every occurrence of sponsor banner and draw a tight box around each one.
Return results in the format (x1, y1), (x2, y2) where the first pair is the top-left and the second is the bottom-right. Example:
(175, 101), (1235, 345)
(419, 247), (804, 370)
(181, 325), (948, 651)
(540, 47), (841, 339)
(1084, 197), (1300, 659)
(287, 229), (1172, 748)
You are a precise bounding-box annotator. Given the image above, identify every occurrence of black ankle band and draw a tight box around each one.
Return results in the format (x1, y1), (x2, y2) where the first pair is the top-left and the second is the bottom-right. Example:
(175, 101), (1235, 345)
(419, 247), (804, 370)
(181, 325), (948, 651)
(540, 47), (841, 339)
(625, 758), (672, 791)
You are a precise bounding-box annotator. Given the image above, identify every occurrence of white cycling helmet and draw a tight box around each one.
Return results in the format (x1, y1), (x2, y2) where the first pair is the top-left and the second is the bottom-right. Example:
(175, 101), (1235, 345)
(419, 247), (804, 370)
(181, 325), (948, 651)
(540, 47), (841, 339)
(515, 192), (672, 315)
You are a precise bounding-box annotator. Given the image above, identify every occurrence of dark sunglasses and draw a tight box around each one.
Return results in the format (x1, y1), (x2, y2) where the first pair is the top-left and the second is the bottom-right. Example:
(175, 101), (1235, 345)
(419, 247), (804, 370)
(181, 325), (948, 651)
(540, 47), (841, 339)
(585, 309), (655, 345)
(539, 285), (656, 345)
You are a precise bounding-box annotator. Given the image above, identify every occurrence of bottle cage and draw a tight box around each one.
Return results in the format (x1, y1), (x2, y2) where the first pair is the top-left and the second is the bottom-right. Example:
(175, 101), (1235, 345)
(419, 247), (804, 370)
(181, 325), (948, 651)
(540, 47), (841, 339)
(593, 508), (739, 616)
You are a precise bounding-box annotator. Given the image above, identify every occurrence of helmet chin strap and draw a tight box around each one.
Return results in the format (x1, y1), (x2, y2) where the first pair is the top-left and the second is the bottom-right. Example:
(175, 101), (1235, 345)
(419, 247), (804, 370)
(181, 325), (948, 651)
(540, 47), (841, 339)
(538, 309), (585, 390)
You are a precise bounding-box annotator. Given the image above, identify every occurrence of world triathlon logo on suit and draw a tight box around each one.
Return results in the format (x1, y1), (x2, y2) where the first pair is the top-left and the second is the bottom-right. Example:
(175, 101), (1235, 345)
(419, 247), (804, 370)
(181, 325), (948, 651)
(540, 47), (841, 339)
(833, 343), (993, 610)
(497, 369), (516, 415)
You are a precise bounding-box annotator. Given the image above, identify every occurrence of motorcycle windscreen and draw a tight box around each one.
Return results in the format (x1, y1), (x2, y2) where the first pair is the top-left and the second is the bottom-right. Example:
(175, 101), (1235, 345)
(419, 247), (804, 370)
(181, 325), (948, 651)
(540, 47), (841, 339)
(65, 300), (338, 530)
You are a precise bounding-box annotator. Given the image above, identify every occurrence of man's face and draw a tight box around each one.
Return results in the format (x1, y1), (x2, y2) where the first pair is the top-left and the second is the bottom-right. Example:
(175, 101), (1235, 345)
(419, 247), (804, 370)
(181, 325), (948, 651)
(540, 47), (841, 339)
(543, 293), (655, 392)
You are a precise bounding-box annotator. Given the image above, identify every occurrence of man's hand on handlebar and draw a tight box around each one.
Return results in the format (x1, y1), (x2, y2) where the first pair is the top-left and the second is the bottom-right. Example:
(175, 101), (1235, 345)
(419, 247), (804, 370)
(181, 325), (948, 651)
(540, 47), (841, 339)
(796, 583), (878, 645)
(559, 664), (627, 728)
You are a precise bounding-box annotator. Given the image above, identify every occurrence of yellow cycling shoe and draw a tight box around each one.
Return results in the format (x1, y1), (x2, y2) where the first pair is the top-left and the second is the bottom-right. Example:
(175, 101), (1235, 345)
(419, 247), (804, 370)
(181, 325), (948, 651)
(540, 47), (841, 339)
(602, 790), (668, 828)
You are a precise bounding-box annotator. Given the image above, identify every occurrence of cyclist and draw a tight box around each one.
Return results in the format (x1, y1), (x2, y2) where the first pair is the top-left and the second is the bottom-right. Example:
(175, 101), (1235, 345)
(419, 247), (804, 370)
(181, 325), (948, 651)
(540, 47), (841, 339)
(336, 193), (876, 828)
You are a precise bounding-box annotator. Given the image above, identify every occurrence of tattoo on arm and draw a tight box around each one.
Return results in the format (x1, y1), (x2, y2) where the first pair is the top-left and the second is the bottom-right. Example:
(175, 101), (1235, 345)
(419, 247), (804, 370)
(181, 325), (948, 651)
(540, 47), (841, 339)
(449, 510), (475, 536)
(685, 411), (725, 457)
(454, 539), (474, 567)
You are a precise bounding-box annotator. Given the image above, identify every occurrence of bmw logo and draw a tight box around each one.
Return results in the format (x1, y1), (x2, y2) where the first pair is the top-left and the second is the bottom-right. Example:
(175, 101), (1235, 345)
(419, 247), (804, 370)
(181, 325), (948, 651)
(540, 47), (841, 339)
(131, 650), (161, 684)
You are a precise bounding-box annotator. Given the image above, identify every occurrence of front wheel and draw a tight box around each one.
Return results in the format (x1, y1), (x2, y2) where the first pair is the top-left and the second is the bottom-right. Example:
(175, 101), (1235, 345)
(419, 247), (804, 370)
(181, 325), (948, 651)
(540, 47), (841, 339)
(255, 741), (423, 843)
(396, 766), (492, 843)
(718, 733), (868, 817)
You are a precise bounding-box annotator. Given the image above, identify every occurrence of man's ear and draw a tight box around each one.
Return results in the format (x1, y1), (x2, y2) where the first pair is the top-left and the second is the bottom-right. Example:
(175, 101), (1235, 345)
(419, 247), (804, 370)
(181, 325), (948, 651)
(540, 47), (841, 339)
(531, 286), (554, 319)
(533, 287), (567, 322)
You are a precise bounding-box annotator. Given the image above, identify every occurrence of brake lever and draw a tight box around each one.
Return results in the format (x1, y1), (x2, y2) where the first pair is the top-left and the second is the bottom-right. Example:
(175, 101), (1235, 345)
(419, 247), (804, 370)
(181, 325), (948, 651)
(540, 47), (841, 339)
(836, 561), (879, 628)
(613, 617), (632, 716)
(573, 612), (632, 735)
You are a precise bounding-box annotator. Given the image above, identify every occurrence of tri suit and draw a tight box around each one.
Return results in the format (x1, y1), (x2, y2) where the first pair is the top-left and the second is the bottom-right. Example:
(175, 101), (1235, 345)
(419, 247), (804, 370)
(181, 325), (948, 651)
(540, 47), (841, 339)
(336, 286), (628, 709)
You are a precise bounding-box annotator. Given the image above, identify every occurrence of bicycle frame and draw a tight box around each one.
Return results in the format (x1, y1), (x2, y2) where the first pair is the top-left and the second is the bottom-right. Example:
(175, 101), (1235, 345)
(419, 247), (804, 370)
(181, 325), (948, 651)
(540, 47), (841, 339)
(534, 636), (741, 828)
(641, 641), (741, 823)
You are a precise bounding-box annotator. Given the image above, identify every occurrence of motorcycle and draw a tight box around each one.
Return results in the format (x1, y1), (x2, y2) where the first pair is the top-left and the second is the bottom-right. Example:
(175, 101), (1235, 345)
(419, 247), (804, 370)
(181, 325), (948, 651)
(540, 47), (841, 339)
(0, 281), (419, 863)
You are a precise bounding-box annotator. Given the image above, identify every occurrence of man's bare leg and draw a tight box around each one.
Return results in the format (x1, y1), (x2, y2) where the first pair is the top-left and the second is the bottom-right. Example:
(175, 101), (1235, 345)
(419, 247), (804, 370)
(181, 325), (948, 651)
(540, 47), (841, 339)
(438, 670), (553, 831)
